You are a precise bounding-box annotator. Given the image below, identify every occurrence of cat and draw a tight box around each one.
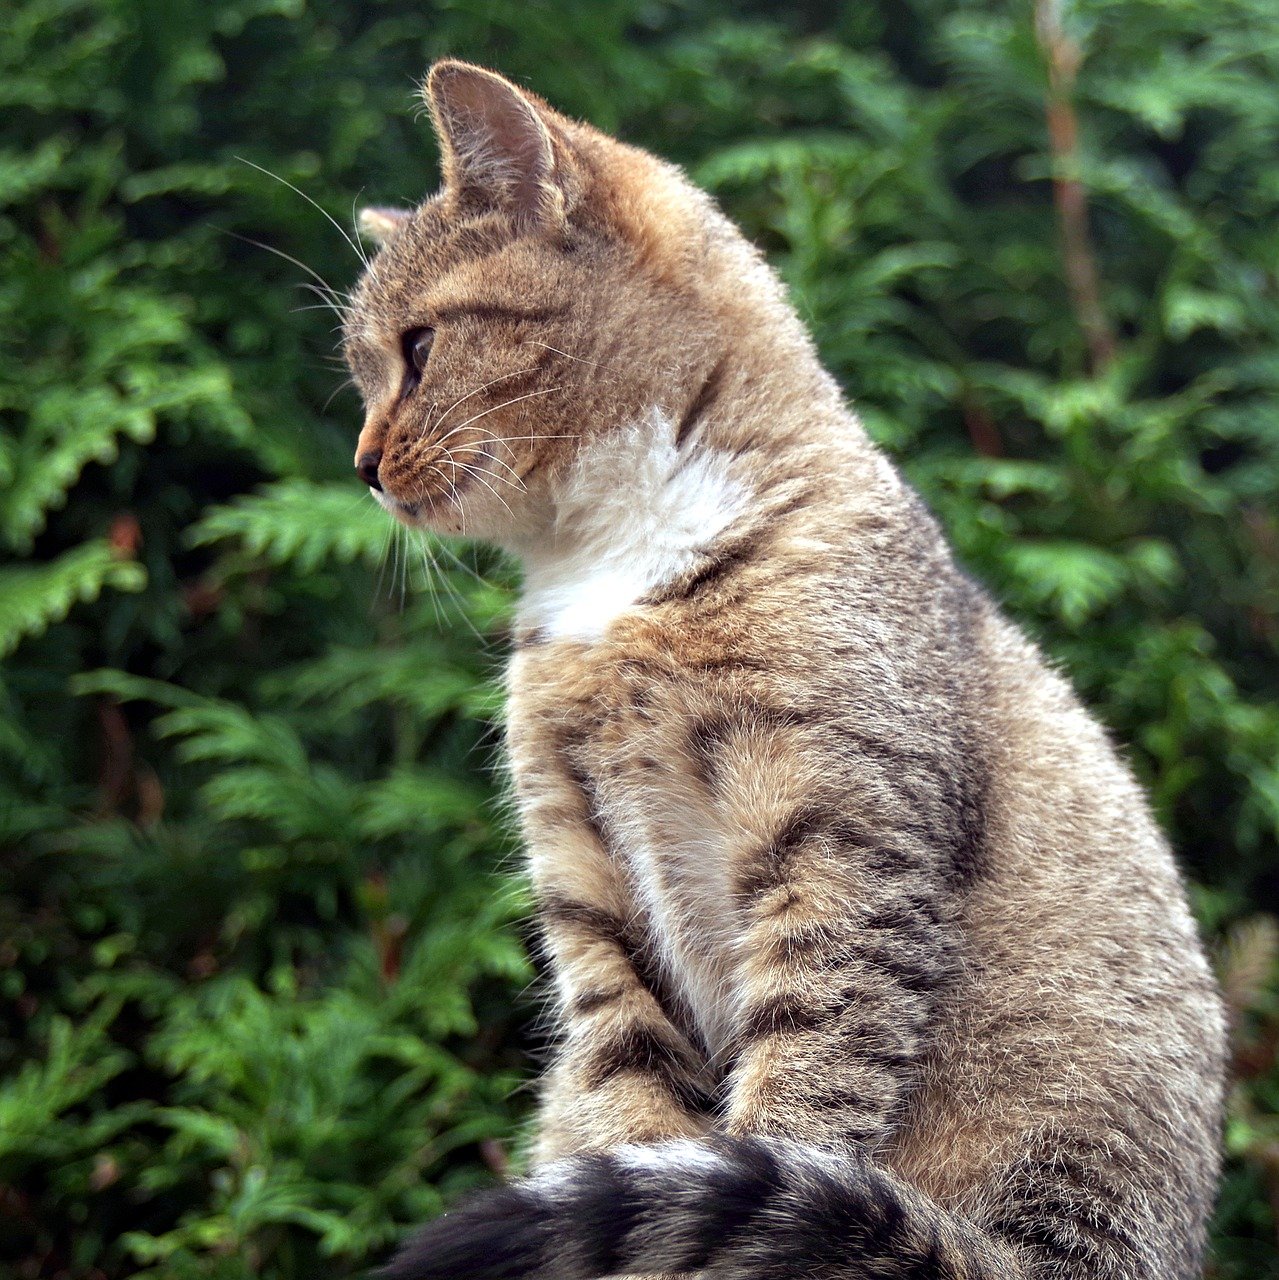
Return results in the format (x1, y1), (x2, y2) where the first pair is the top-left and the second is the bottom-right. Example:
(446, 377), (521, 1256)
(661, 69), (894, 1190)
(341, 59), (1226, 1280)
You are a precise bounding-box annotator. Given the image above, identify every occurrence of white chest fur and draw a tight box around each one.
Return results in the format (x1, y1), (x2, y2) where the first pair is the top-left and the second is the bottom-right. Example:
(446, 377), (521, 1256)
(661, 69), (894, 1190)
(515, 412), (750, 644)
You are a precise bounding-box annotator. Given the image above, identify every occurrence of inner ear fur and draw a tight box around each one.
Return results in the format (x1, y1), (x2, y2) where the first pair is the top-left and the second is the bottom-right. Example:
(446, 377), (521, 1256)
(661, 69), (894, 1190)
(424, 60), (573, 228)
(357, 206), (410, 246)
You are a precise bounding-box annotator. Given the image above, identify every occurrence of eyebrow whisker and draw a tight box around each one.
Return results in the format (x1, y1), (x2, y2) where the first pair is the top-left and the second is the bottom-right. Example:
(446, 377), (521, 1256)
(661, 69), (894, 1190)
(236, 155), (373, 274)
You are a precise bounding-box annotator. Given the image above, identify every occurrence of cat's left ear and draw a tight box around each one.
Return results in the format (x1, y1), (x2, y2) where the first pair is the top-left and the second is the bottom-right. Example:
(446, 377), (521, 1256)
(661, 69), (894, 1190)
(357, 206), (410, 247)
(424, 60), (573, 228)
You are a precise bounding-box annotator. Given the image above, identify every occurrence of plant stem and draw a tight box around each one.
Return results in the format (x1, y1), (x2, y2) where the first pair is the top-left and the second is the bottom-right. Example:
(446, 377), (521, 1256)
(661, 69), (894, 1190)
(1035, 0), (1115, 376)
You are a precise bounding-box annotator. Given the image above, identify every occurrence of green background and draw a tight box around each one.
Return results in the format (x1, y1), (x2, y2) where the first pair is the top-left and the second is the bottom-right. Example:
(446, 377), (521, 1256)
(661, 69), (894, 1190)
(2, 0), (1278, 1276)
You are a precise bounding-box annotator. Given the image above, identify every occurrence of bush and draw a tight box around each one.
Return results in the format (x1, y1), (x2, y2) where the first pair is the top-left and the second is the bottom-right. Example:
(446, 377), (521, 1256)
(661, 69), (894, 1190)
(1, 1), (1276, 1276)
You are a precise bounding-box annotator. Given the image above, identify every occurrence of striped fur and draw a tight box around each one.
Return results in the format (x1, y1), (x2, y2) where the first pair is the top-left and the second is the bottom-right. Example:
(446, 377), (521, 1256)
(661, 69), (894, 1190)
(343, 60), (1226, 1280)
(384, 1138), (1025, 1280)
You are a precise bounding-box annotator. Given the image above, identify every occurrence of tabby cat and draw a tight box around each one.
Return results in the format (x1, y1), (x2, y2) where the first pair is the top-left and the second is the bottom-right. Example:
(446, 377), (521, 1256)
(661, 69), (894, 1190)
(340, 60), (1226, 1280)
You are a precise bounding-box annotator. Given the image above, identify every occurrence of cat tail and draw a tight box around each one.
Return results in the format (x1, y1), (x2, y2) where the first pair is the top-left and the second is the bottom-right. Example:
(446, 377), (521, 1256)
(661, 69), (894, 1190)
(382, 1135), (1024, 1280)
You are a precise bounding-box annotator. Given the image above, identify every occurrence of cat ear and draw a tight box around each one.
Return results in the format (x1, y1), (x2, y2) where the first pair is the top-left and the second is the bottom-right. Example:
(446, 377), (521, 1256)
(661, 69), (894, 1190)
(424, 60), (568, 227)
(357, 206), (410, 246)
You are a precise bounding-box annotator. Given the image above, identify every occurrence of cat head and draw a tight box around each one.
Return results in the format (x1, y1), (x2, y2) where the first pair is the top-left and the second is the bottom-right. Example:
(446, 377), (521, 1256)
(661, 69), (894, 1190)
(341, 61), (795, 546)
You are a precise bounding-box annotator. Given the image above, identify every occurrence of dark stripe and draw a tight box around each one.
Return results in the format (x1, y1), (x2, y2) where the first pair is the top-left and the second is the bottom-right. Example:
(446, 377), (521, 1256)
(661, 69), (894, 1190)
(676, 1137), (785, 1270)
(732, 806), (818, 903)
(737, 994), (827, 1041)
(539, 894), (630, 950)
(844, 939), (951, 993)
(514, 625), (549, 649)
(862, 895), (943, 935)
(555, 729), (611, 848)
(582, 1024), (712, 1112)
(583, 1022), (690, 1082)
(686, 713), (732, 790)
(640, 532), (760, 607)
(948, 755), (990, 886)
(383, 1181), (552, 1280)
(687, 653), (768, 673)
(679, 536), (760, 600)
(769, 919), (851, 961)
(733, 805), (875, 903)
(570, 1154), (648, 1276)
(988, 1194), (1140, 1272)
(765, 486), (817, 520)
(538, 893), (690, 1047)
(687, 703), (807, 793)
(570, 986), (627, 1015)
(674, 356), (729, 447)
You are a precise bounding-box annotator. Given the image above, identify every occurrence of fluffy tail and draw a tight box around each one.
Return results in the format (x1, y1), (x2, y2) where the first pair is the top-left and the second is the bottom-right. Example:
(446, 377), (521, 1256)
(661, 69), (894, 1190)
(383, 1136), (1022, 1280)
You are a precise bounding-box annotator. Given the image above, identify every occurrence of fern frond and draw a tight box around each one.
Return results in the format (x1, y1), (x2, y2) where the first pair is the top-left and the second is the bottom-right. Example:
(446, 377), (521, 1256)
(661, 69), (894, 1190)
(189, 480), (390, 572)
(0, 540), (145, 657)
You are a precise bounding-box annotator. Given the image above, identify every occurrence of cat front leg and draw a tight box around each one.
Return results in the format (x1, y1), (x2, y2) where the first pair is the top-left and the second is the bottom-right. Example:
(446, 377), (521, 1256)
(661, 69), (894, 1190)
(718, 799), (960, 1151)
(515, 725), (715, 1164)
(528, 882), (715, 1162)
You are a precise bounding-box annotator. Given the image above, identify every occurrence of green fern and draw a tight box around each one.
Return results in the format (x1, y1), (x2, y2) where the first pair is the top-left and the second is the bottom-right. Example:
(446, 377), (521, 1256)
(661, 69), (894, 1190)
(0, 540), (145, 657)
(189, 482), (393, 573)
(3, 1), (1278, 1277)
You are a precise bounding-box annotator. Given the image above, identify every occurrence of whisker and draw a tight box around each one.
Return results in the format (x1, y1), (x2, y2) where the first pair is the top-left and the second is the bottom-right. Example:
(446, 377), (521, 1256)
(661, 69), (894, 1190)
(399, 523), (409, 613)
(527, 340), (623, 380)
(449, 448), (527, 492)
(427, 538), (488, 643)
(430, 365), (542, 436)
(236, 155), (371, 273)
(410, 485), (445, 629)
(223, 230), (349, 314)
(433, 386), (565, 448)
(388, 521), (402, 607)
(416, 423), (530, 483)
(373, 498), (396, 601)
(431, 534), (490, 589)
(323, 377), (356, 413)
(420, 523), (478, 632)
(449, 458), (515, 521)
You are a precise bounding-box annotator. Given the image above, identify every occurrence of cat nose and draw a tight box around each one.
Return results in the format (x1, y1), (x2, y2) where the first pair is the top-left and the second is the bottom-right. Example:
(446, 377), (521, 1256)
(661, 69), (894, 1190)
(356, 449), (383, 491)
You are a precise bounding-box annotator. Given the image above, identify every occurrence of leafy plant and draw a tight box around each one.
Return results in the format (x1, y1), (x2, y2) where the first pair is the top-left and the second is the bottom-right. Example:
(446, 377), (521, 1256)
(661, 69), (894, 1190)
(1, 0), (1276, 1276)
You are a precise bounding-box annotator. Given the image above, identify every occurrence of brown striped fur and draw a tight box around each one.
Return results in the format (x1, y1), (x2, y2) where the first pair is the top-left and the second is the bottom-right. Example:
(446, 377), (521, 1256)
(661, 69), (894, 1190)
(345, 61), (1225, 1280)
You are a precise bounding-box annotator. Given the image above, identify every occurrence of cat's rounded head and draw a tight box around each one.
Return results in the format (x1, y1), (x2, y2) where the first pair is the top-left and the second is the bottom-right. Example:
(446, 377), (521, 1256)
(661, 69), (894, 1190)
(341, 60), (789, 545)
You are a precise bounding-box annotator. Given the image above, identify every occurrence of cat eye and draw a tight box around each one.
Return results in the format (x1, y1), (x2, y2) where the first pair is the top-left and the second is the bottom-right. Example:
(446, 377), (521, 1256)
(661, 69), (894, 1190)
(399, 326), (435, 396)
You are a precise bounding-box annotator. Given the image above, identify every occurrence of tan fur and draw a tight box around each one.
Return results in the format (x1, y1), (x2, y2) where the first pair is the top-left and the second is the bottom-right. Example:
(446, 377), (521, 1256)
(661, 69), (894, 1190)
(346, 62), (1225, 1280)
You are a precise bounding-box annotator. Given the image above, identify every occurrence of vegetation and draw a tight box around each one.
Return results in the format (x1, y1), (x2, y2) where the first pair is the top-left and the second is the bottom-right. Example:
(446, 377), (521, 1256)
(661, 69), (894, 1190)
(2, 0), (1276, 1276)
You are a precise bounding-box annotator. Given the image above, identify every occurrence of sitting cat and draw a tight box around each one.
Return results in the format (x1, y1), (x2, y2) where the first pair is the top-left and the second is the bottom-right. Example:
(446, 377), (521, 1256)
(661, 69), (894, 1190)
(341, 59), (1225, 1280)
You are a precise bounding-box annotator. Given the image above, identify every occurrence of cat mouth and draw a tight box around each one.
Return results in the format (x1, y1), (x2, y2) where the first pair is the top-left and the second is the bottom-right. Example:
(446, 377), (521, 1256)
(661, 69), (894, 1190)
(373, 489), (427, 521)
(375, 441), (513, 525)
(374, 477), (468, 527)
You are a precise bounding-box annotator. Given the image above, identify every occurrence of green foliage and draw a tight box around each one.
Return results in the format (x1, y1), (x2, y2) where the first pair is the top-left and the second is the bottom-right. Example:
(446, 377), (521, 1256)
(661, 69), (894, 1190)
(1, 0), (1276, 1277)
(0, 540), (146, 659)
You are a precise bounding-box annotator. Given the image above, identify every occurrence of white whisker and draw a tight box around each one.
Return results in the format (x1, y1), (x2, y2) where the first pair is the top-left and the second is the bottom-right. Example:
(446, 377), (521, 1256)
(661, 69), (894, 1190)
(451, 459), (515, 520)
(236, 155), (372, 273)
(430, 365), (542, 436)
(527, 340), (622, 380)
(434, 386), (565, 447)
(225, 231), (350, 316)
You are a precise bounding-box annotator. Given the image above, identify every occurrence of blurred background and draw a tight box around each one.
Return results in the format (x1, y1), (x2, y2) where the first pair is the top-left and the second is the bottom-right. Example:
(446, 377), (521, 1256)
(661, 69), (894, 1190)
(2, 0), (1278, 1276)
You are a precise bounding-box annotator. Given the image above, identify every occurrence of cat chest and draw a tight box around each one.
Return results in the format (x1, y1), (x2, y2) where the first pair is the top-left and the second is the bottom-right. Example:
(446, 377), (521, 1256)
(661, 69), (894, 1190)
(507, 643), (747, 1056)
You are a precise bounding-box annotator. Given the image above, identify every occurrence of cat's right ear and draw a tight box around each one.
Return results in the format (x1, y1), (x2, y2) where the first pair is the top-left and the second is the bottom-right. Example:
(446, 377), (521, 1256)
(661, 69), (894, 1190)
(357, 206), (410, 247)
(424, 60), (571, 229)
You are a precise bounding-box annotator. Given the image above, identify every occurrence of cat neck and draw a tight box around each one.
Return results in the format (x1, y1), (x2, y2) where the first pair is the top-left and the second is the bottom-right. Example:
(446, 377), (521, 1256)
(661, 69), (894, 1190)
(511, 410), (748, 643)
(509, 366), (879, 645)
